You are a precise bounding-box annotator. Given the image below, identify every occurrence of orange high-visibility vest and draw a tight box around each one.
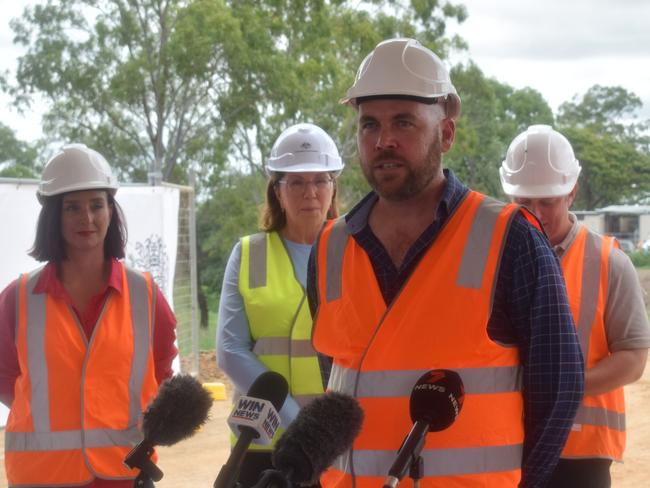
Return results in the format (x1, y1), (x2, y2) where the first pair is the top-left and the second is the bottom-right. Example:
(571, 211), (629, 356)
(313, 192), (530, 488)
(5, 265), (159, 487)
(560, 225), (625, 461)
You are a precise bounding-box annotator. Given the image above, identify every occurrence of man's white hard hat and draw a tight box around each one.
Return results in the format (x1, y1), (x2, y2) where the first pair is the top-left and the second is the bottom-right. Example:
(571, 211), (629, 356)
(341, 38), (461, 120)
(500, 125), (581, 198)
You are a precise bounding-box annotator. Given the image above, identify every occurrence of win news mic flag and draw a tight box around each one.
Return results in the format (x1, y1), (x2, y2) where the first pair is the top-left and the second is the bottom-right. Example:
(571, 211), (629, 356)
(124, 374), (213, 483)
(252, 392), (364, 488)
(214, 371), (289, 488)
(383, 369), (465, 488)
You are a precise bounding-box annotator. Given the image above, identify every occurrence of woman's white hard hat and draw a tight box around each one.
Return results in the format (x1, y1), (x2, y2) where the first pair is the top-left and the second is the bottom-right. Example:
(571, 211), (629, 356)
(266, 123), (344, 176)
(37, 143), (118, 203)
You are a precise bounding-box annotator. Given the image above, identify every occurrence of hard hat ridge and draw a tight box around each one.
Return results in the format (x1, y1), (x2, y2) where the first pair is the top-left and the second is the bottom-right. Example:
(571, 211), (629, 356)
(37, 143), (118, 203)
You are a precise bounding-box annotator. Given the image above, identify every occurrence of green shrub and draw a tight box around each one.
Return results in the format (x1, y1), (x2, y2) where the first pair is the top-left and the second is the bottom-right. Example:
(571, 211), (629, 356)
(630, 251), (650, 268)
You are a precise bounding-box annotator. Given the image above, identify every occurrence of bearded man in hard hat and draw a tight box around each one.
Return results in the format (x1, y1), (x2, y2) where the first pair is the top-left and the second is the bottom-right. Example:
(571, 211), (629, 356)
(500, 125), (650, 488)
(307, 38), (584, 488)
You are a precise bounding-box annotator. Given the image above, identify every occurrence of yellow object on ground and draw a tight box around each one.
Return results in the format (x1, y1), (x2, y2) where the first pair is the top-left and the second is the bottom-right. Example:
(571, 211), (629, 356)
(203, 382), (227, 401)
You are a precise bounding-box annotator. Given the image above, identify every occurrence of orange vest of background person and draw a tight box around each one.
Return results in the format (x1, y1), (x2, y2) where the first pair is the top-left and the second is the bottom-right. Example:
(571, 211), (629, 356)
(560, 225), (625, 461)
(5, 265), (159, 487)
(313, 191), (534, 488)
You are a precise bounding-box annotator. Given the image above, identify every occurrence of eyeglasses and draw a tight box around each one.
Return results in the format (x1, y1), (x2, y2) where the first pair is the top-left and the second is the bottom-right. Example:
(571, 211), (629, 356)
(277, 177), (333, 194)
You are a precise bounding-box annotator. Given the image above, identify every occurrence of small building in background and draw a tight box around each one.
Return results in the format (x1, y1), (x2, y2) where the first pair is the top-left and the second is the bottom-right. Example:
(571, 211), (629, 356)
(575, 205), (650, 252)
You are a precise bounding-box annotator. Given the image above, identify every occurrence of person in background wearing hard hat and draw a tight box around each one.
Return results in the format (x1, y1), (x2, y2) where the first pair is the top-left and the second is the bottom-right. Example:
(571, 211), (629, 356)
(308, 38), (584, 488)
(500, 125), (650, 488)
(217, 123), (343, 487)
(0, 144), (177, 488)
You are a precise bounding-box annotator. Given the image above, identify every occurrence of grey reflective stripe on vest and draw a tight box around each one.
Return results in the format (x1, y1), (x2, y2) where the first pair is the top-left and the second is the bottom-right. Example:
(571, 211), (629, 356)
(325, 218), (350, 302)
(329, 364), (522, 397)
(575, 231), (604, 358)
(574, 405), (625, 431)
(25, 270), (51, 432)
(5, 426), (143, 452)
(253, 337), (318, 358)
(125, 267), (153, 429)
(10, 267), (151, 453)
(456, 196), (506, 289)
(334, 444), (522, 477)
(249, 232), (267, 289)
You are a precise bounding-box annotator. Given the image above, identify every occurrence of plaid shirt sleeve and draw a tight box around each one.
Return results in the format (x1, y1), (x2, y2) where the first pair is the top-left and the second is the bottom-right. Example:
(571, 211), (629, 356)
(490, 214), (584, 487)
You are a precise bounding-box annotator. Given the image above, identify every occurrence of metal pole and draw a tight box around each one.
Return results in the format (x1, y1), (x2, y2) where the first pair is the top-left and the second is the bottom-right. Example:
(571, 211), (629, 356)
(188, 170), (200, 376)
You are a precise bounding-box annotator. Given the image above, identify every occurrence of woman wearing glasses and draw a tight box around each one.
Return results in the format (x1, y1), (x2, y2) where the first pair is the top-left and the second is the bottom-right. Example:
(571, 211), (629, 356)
(216, 123), (343, 486)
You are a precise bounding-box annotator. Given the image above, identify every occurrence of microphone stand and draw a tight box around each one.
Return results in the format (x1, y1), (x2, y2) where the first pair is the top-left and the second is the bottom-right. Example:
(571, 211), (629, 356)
(133, 471), (156, 488)
(409, 455), (423, 488)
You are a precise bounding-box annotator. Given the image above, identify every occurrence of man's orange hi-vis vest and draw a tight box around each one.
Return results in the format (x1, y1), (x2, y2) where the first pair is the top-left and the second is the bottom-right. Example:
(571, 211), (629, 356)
(560, 225), (625, 461)
(313, 192), (533, 488)
(5, 265), (159, 487)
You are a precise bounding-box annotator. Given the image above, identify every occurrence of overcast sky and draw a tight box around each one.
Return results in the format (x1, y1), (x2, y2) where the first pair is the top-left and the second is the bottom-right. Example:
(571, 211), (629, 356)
(1, 0), (649, 142)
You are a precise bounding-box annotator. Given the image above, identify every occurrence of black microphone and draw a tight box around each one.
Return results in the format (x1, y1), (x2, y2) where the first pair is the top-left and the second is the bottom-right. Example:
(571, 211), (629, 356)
(383, 369), (465, 488)
(253, 392), (363, 487)
(124, 374), (214, 485)
(214, 371), (289, 488)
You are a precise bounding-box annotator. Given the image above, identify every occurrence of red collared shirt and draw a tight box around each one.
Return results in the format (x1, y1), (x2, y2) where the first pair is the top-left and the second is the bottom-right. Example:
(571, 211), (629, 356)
(0, 259), (177, 488)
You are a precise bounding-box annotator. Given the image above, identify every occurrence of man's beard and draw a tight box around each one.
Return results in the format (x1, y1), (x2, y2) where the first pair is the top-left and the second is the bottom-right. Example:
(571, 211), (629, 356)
(364, 138), (442, 202)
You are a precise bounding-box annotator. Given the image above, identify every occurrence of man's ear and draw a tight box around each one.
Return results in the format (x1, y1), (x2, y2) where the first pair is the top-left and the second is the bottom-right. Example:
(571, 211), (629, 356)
(440, 118), (456, 153)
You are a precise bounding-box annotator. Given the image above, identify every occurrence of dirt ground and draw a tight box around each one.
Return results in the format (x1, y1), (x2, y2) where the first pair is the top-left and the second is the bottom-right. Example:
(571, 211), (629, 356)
(1, 270), (649, 487)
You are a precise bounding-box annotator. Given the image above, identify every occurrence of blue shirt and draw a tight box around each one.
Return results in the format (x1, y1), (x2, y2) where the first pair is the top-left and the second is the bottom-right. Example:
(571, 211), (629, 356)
(306, 169), (584, 488)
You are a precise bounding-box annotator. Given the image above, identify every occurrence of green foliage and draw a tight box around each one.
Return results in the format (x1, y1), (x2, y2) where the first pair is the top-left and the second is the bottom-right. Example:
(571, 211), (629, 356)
(445, 62), (554, 197)
(557, 85), (650, 209)
(0, 122), (39, 177)
(629, 251), (650, 269)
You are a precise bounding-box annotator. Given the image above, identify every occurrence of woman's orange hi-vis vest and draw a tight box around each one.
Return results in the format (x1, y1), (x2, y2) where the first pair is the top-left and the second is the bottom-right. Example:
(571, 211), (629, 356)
(313, 192), (533, 488)
(5, 265), (159, 487)
(560, 225), (625, 461)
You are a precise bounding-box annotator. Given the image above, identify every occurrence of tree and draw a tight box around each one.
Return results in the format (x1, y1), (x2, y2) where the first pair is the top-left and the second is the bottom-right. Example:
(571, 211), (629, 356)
(445, 62), (553, 197)
(557, 85), (650, 209)
(0, 122), (39, 178)
(7, 0), (468, 187)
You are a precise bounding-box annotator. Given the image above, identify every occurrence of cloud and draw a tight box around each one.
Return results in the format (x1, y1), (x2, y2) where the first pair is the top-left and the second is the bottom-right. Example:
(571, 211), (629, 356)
(455, 0), (650, 60)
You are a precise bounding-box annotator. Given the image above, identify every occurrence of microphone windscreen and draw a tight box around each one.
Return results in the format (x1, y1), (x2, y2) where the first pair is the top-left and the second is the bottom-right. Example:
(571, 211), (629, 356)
(273, 392), (364, 484)
(142, 374), (213, 446)
(409, 369), (464, 432)
(247, 371), (289, 412)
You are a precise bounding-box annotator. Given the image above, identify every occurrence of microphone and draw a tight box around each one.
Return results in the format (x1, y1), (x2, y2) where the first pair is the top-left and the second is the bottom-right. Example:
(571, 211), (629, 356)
(383, 369), (465, 488)
(124, 374), (214, 485)
(214, 371), (289, 488)
(253, 392), (364, 487)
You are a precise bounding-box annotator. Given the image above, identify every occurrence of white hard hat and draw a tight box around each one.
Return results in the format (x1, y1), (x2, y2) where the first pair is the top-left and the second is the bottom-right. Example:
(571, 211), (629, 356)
(341, 38), (461, 119)
(37, 143), (118, 203)
(266, 123), (344, 175)
(500, 125), (581, 198)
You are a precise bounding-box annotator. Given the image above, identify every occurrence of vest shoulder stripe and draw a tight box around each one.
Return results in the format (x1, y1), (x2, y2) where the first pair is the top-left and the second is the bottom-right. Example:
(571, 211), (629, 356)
(325, 218), (350, 302)
(248, 232), (268, 289)
(25, 269), (50, 433)
(576, 230), (604, 357)
(456, 196), (506, 289)
(124, 267), (153, 428)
